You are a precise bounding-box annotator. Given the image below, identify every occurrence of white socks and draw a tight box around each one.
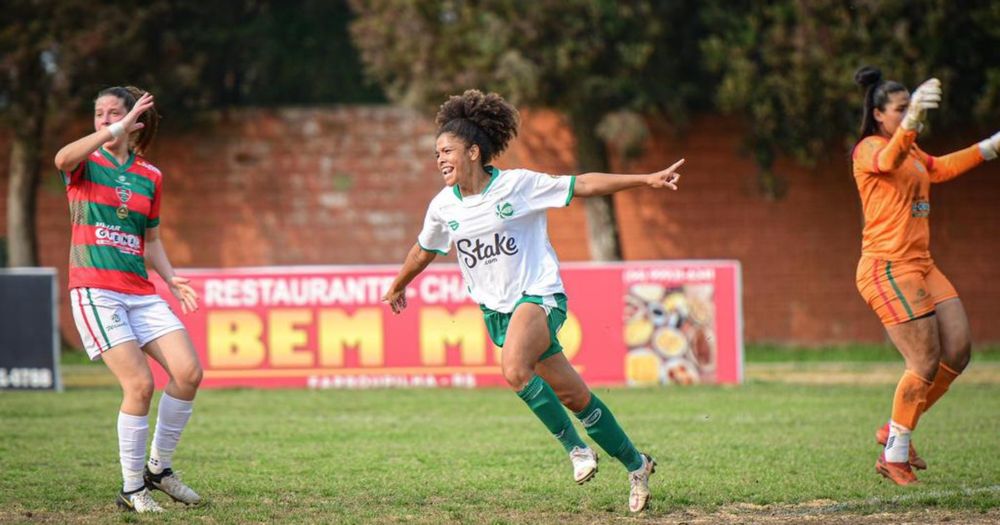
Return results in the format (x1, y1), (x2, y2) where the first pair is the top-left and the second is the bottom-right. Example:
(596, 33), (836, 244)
(117, 412), (149, 492)
(884, 420), (912, 463)
(148, 393), (194, 474)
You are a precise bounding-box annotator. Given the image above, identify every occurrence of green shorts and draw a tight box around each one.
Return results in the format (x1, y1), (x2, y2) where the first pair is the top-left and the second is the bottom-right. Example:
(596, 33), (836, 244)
(481, 293), (568, 361)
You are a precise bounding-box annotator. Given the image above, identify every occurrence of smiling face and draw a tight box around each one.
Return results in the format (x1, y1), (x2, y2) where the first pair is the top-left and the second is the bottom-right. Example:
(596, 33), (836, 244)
(94, 94), (129, 149)
(435, 132), (480, 187)
(874, 90), (909, 137)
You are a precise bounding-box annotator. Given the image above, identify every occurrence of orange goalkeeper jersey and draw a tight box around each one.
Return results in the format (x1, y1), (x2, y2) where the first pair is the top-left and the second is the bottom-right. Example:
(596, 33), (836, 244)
(852, 128), (984, 261)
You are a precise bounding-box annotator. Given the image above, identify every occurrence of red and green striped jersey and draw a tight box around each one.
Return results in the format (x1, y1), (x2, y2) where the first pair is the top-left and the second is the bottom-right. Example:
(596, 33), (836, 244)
(60, 147), (162, 295)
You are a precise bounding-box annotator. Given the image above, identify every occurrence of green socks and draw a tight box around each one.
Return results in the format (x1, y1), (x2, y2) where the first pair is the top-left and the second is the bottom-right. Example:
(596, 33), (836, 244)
(574, 393), (643, 471)
(517, 375), (587, 452)
(515, 376), (642, 470)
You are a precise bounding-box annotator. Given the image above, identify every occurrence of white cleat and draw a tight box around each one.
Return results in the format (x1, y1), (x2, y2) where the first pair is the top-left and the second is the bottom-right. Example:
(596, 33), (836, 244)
(116, 488), (164, 513)
(144, 467), (202, 505)
(628, 453), (657, 513)
(569, 446), (599, 484)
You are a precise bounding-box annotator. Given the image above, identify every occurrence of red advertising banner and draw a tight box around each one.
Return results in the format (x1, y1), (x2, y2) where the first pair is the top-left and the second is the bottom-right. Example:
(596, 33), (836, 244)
(151, 261), (742, 389)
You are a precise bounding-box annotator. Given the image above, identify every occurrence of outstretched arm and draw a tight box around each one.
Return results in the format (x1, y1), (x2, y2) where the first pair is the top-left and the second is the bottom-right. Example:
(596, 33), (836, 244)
(382, 243), (438, 314)
(574, 159), (684, 198)
(922, 130), (999, 183)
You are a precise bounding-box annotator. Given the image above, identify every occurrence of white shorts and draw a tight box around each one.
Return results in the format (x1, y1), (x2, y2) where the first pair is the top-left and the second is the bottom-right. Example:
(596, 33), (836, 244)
(70, 287), (185, 360)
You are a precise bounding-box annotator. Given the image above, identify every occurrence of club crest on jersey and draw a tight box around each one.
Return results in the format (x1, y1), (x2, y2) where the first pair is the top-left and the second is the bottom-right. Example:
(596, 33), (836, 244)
(495, 202), (514, 219)
(116, 186), (132, 220)
(116, 186), (132, 204)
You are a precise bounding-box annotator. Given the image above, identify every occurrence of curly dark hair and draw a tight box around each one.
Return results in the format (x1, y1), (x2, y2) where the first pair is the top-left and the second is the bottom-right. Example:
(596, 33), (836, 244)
(435, 89), (519, 165)
(96, 86), (159, 155)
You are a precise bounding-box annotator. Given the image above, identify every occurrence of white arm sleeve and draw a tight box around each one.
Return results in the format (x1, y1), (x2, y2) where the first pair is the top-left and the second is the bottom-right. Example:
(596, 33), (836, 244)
(416, 204), (451, 254)
(513, 169), (576, 212)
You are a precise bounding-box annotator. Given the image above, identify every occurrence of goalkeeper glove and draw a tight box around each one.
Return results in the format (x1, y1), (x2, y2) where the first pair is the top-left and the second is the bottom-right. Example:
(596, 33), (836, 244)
(901, 78), (942, 132)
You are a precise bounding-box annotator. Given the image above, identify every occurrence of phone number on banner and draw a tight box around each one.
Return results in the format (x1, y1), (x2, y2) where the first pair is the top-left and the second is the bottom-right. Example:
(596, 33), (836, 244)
(0, 367), (53, 388)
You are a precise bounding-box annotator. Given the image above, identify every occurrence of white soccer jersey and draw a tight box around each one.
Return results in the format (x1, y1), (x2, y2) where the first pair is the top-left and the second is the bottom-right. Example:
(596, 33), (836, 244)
(418, 167), (576, 312)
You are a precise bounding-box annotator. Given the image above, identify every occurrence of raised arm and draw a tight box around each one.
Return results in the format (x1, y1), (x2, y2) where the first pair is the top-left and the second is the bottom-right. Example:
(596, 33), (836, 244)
(54, 92), (154, 172)
(869, 78), (941, 174)
(574, 159), (684, 198)
(381, 243), (438, 314)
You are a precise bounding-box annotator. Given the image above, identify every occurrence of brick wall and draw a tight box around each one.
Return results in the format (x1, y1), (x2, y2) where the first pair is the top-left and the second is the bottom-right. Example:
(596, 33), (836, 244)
(2, 107), (998, 347)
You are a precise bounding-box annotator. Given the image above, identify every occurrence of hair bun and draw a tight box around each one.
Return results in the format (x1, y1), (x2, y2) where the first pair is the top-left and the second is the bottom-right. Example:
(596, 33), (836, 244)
(854, 66), (883, 88)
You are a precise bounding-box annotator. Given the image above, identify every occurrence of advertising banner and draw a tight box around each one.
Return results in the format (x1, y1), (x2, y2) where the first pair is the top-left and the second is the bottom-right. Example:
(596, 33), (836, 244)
(151, 261), (741, 389)
(0, 268), (62, 391)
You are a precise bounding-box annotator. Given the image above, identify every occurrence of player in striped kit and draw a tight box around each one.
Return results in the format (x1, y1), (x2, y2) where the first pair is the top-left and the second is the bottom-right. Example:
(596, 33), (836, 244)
(382, 89), (684, 513)
(54, 86), (203, 512)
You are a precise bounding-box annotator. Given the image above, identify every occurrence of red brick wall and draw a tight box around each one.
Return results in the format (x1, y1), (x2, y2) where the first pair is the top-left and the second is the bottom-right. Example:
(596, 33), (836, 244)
(2, 107), (998, 347)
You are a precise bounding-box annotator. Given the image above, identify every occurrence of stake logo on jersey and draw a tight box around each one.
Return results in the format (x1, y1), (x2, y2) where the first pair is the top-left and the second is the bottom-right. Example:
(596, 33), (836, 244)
(456, 232), (519, 269)
(418, 167), (577, 312)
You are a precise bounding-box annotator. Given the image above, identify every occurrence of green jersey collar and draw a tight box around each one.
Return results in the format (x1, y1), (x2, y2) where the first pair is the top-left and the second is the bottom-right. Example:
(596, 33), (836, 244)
(453, 165), (500, 201)
(99, 147), (136, 171)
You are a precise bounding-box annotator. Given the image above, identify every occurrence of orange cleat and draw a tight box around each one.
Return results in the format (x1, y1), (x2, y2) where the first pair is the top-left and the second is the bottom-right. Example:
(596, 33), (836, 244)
(876, 423), (927, 470)
(876, 453), (919, 486)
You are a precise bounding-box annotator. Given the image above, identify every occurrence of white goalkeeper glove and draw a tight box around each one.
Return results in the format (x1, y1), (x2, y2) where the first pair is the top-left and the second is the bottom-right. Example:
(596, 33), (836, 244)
(901, 78), (942, 132)
(979, 131), (1000, 161)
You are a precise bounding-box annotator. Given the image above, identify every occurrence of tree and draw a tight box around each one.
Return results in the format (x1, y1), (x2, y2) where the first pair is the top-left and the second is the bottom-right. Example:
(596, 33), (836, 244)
(349, 0), (703, 260)
(701, 0), (1000, 199)
(1, 1), (144, 266)
(1, 0), (383, 267)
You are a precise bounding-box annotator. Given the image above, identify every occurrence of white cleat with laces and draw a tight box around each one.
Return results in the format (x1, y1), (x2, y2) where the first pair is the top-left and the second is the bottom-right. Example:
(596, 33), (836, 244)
(116, 487), (164, 513)
(628, 453), (657, 513)
(569, 446), (599, 484)
(144, 467), (202, 505)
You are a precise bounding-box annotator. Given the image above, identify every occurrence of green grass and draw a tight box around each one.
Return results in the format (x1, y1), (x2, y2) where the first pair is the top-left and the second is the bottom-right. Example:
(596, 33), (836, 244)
(2, 381), (998, 523)
(745, 342), (1000, 363)
(58, 342), (1000, 368)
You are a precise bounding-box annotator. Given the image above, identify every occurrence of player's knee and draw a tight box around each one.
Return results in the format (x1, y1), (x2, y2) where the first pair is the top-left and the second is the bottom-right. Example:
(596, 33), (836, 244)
(557, 389), (590, 413)
(910, 353), (939, 381)
(124, 375), (155, 405)
(950, 339), (972, 371)
(180, 363), (203, 389)
(502, 366), (533, 391)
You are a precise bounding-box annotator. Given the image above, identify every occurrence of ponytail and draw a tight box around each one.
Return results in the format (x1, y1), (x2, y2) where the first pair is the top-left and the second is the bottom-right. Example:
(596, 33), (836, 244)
(853, 66), (906, 141)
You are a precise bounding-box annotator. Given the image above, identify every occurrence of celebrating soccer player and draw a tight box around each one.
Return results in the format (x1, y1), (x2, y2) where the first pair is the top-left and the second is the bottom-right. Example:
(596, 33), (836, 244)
(382, 89), (684, 512)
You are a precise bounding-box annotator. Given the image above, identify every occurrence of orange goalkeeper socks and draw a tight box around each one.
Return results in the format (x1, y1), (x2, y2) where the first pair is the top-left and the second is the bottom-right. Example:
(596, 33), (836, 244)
(923, 362), (960, 413)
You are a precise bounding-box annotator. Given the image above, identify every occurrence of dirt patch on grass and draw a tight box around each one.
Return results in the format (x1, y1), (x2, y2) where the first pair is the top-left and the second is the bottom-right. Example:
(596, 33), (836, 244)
(645, 506), (1000, 524)
(4, 505), (998, 524)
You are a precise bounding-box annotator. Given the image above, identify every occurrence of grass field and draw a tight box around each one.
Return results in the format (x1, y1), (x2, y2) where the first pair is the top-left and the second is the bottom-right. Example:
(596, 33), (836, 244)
(2, 346), (999, 524)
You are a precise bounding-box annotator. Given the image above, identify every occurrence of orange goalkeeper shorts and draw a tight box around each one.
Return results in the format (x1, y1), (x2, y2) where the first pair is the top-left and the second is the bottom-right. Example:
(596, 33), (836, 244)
(856, 256), (958, 326)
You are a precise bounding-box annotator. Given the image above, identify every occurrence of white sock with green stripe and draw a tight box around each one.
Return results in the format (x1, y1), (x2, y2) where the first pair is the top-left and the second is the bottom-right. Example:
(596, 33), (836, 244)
(117, 412), (149, 492)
